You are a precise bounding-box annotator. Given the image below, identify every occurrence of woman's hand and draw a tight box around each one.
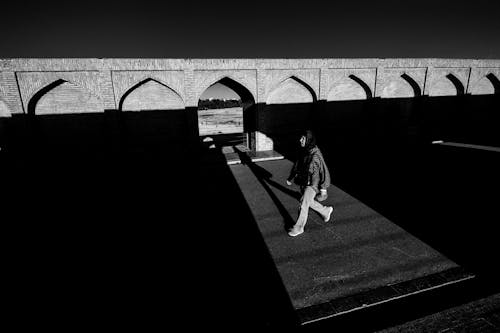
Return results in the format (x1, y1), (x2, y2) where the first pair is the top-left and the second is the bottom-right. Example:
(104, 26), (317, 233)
(316, 189), (328, 201)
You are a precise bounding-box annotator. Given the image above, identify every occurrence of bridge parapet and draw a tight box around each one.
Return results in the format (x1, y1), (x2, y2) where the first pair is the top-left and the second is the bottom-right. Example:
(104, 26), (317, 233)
(1, 58), (498, 116)
(0, 58), (499, 152)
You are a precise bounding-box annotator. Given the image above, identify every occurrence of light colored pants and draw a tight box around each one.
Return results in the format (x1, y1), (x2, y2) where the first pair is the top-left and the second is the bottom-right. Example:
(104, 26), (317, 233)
(295, 186), (330, 229)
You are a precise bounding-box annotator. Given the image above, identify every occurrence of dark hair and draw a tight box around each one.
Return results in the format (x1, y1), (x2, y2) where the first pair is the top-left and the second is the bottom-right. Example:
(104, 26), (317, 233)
(302, 129), (316, 151)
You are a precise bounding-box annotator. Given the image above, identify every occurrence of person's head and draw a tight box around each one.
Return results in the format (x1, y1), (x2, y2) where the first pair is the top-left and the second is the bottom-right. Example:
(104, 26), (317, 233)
(299, 135), (307, 148)
(299, 130), (316, 150)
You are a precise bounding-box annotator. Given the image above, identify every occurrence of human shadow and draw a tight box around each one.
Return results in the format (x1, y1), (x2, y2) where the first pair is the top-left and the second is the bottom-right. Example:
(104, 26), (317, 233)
(264, 174), (302, 201)
(234, 146), (298, 231)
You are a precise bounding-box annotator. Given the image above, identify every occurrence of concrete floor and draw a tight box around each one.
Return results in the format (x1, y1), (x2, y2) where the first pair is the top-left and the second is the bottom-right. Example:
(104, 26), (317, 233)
(230, 159), (460, 311)
(3, 143), (500, 331)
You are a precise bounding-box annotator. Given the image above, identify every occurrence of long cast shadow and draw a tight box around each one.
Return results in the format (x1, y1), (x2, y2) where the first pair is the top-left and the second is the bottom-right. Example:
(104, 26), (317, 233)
(258, 95), (500, 331)
(5, 88), (500, 331)
(235, 146), (297, 231)
(4, 111), (301, 330)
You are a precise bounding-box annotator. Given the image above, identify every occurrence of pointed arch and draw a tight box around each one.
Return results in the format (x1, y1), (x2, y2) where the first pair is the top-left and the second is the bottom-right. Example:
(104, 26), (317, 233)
(203, 76), (255, 106)
(381, 75), (417, 98)
(446, 73), (465, 95)
(119, 78), (184, 111)
(199, 75), (256, 105)
(470, 72), (500, 95)
(27, 79), (104, 115)
(197, 75), (256, 141)
(486, 73), (500, 94)
(28, 78), (107, 116)
(267, 76), (317, 104)
(327, 75), (372, 101)
(401, 73), (422, 97)
(348, 75), (373, 99)
(28, 79), (66, 115)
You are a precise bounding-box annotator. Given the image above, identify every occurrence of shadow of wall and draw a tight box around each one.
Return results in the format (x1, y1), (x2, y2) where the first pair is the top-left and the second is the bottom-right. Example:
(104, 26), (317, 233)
(257, 102), (315, 159)
(4, 107), (198, 162)
(253, 93), (500, 282)
(4, 113), (298, 330)
(422, 94), (500, 146)
(2, 90), (499, 329)
(255, 94), (499, 161)
(0, 117), (8, 152)
(309, 95), (500, 283)
(120, 108), (191, 156)
(3, 93), (498, 162)
(257, 98), (419, 160)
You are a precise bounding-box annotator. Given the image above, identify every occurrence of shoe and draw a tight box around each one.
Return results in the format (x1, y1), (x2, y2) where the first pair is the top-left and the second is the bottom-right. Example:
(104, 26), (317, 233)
(324, 206), (334, 222)
(288, 226), (304, 237)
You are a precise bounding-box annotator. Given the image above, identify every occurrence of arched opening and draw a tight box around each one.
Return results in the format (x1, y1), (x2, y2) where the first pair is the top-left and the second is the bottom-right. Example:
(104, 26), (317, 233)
(262, 76), (317, 155)
(28, 79), (103, 115)
(197, 77), (255, 153)
(446, 73), (465, 95)
(401, 73), (422, 97)
(27, 79), (66, 115)
(327, 75), (371, 101)
(267, 76), (317, 104)
(381, 75), (419, 98)
(348, 75), (373, 99)
(119, 78), (184, 111)
(26, 79), (106, 155)
(118, 78), (187, 155)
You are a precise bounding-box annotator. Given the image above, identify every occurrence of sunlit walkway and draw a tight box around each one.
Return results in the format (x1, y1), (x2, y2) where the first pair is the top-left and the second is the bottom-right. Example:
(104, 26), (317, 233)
(229, 158), (473, 324)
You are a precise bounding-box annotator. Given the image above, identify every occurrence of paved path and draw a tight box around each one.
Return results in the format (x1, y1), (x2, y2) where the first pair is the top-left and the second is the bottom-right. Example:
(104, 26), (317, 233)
(229, 158), (460, 312)
(4, 148), (495, 330)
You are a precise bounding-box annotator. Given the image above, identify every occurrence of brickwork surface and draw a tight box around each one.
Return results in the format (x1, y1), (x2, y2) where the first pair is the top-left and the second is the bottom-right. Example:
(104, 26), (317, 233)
(1, 58), (499, 152)
(1, 58), (499, 115)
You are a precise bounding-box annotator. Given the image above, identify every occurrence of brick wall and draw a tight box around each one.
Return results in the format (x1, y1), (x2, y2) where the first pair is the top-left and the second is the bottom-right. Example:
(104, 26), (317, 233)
(35, 81), (104, 115)
(0, 58), (499, 153)
(267, 78), (315, 104)
(121, 79), (184, 111)
(1, 58), (499, 116)
(0, 71), (23, 114)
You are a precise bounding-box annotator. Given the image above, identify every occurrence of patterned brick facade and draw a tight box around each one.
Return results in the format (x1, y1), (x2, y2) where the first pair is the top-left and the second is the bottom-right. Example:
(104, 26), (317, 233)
(0, 58), (499, 151)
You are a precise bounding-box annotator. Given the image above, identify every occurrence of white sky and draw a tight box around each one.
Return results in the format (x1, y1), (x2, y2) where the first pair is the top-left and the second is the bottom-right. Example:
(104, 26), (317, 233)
(199, 83), (240, 100)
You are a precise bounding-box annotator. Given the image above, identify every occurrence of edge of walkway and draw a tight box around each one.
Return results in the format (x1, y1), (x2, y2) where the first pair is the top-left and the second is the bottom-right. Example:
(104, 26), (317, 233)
(298, 266), (475, 325)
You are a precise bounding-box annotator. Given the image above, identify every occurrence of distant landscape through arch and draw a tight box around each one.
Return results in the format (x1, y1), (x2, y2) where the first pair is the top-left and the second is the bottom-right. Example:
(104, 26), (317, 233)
(197, 77), (255, 153)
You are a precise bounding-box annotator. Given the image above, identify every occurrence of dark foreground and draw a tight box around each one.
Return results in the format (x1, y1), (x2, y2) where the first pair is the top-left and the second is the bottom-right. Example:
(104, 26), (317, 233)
(3, 140), (500, 331)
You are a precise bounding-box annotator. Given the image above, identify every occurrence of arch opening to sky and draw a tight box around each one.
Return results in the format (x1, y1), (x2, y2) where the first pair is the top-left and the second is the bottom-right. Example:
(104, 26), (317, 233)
(197, 81), (251, 152)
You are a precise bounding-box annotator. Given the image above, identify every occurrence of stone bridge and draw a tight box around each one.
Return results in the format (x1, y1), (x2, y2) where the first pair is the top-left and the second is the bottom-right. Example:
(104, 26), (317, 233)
(0, 58), (499, 154)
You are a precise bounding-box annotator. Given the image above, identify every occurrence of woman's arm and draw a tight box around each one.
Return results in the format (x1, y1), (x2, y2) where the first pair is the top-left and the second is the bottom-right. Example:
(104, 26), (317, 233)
(287, 158), (299, 183)
(309, 159), (321, 193)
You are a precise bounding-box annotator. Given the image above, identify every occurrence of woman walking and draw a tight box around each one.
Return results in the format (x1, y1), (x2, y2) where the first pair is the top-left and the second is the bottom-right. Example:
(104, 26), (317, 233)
(286, 130), (334, 237)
